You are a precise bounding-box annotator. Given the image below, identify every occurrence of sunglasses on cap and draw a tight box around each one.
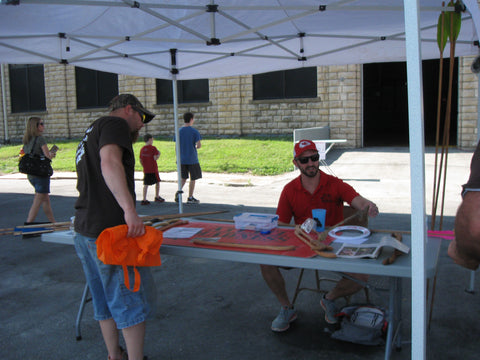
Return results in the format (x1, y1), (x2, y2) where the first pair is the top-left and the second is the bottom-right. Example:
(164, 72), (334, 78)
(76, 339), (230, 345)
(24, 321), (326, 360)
(296, 153), (320, 164)
(132, 106), (148, 124)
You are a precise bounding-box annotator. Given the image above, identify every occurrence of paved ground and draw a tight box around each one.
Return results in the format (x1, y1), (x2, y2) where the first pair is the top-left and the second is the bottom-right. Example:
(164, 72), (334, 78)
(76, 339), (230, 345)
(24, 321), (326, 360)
(0, 146), (479, 360)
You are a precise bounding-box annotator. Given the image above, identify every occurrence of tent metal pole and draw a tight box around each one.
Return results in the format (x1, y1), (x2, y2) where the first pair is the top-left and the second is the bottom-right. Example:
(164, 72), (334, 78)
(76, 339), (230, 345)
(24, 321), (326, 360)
(404, 1), (427, 359)
(172, 75), (183, 214)
(1, 64), (8, 144)
(477, 74), (480, 143)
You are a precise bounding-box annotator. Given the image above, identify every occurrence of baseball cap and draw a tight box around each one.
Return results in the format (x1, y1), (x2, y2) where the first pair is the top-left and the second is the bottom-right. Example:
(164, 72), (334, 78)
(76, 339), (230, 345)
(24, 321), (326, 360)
(109, 94), (155, 124)
(294, 139), (318, 158)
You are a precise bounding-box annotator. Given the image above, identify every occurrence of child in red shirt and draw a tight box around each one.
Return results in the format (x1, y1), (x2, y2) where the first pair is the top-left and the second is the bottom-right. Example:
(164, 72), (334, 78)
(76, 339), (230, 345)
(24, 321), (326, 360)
(139, 134), (164, 205)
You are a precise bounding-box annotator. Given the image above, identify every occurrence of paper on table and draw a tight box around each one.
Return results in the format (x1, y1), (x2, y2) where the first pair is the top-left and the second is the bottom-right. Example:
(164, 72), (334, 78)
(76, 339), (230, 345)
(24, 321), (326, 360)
(335, 235), (410, 259)
(163, 227), (202, 238)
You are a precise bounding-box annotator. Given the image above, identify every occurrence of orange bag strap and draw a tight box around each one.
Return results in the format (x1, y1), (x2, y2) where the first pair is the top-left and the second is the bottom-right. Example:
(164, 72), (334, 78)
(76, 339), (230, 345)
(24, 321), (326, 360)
(122, 265), (141, 292)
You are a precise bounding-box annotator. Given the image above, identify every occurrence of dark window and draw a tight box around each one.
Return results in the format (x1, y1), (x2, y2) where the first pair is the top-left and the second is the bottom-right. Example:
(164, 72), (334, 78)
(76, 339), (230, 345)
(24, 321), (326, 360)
(9, 64), (46, 113)
(156, 79), (209, 104)
(253, 67), (317, 100)
(75, 67), (118, 109)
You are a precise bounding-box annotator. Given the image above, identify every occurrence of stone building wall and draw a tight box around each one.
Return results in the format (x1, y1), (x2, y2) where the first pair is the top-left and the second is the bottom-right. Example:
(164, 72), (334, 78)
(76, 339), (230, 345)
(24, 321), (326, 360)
(458, 55), (479, 148)
(0, 60), (477, 149)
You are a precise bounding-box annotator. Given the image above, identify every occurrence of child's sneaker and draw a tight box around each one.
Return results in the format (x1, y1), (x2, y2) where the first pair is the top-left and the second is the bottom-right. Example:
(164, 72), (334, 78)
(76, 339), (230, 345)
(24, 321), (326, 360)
(141, 200), (150, 205)
(154, 196), (165, 203)
(187, 197), (200, 204)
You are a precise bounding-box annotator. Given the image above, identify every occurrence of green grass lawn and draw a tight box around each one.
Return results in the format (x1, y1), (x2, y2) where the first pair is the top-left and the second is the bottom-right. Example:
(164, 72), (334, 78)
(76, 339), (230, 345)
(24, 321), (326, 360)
(0, 136), (294, 176)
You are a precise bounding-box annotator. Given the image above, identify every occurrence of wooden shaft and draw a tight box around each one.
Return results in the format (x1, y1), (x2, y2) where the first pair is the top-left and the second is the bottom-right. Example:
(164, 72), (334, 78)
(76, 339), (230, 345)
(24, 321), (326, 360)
(195, 217), (234, 223)
(13, 229), (55, 236)
(154, 220), (188, 232)
(140, 210), (228, 222)
(193, 239), (295, 251)
(372, 229), (411, 235)
(294, 226), (336, 258)
(15, 221), (71, 230)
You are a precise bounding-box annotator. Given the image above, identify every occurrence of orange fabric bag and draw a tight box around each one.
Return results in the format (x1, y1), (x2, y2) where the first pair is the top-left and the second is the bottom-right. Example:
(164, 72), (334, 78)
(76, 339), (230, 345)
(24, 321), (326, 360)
(97, 225), (163, 292)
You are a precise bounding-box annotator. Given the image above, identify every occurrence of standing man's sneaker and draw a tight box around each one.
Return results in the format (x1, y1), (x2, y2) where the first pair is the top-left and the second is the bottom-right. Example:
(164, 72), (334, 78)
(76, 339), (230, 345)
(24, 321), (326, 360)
(187, 197), (200, 204)
(320, 295), (338, 324)
(271, 306), (297, 332)
(154, 196), (165, 203)
(140, 200), (150, 205)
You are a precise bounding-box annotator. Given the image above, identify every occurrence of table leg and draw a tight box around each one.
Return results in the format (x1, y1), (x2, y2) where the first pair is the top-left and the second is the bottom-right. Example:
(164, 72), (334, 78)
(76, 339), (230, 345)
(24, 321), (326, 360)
(75, 283), (91, 341)
(385, 277), (402, 360)
(395, 279), (403, 350)
(465, 270), (476, 294)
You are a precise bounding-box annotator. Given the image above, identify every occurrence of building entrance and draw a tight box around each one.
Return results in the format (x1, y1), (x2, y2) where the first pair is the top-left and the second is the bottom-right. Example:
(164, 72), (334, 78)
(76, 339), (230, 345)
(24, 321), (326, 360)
(363, 59), (458, 146)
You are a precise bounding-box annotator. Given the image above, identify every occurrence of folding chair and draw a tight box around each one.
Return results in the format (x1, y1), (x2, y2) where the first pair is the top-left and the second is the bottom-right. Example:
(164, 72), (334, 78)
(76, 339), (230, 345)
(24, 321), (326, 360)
(291, 206), (370, 305)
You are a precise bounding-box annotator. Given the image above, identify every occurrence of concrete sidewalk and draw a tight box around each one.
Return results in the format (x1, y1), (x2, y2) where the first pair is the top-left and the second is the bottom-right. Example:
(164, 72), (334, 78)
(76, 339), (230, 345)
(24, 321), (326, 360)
(0, 147), (478, 360)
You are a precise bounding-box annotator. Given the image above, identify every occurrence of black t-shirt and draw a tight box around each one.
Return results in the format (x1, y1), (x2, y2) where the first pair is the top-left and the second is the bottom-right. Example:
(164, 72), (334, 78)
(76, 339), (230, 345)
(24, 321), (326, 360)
(74, 116), (136, 238)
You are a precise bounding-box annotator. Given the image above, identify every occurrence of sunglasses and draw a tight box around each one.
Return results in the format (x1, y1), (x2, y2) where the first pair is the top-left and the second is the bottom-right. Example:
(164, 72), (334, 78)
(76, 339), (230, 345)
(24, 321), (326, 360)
(38, 122), (44, 126)
(296, 153), (320, 164)
(132, 106), (147, 123)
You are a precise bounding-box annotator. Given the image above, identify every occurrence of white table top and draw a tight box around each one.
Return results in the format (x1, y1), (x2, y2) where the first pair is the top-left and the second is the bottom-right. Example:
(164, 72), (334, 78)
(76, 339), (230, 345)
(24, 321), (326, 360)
(42, 226), (441, 280)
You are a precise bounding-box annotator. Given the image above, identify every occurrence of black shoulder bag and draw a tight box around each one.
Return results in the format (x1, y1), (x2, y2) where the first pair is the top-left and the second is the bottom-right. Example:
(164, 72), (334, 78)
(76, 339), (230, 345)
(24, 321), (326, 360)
(19, 137), (53, 177)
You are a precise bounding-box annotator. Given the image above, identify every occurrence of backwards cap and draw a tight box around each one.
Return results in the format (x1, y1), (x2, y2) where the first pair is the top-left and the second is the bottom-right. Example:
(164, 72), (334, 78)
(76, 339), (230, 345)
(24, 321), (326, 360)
(294, 139), (318, 158)
(109, 94), (155, 124)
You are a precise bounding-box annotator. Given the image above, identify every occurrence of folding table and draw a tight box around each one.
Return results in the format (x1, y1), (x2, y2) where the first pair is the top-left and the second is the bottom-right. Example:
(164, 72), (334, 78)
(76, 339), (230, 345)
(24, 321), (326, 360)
(42, 221), (442, 360)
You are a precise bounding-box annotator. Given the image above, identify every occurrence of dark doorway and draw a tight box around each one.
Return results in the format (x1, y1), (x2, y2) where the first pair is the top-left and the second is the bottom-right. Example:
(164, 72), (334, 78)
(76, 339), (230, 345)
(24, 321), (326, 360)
(363, 59), (458, 146)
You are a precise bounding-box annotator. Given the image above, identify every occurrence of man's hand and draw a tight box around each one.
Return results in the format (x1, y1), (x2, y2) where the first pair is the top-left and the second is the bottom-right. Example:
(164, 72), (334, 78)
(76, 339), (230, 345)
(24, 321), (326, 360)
(124, 209), (145, 238)
(351, 196), (379, 218)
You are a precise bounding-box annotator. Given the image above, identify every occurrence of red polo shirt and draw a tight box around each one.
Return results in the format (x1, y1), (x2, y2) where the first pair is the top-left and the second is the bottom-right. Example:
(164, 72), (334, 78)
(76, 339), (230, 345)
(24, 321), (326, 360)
(276, 171), (359, 226)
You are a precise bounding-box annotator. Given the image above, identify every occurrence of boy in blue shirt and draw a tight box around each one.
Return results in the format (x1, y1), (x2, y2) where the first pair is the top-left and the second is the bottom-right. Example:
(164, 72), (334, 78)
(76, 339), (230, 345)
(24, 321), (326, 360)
(175, 112), (202, 204)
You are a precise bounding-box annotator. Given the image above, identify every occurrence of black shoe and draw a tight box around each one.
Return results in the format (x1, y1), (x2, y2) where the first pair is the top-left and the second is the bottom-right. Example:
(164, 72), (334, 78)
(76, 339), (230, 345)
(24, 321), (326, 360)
(174, 191), (181, 203)
(187, 197), (200, 204)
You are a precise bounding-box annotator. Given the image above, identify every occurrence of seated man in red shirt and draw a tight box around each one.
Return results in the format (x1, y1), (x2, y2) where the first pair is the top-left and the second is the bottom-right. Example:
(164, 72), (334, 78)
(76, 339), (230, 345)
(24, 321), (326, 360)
(260, 139), (379, 332)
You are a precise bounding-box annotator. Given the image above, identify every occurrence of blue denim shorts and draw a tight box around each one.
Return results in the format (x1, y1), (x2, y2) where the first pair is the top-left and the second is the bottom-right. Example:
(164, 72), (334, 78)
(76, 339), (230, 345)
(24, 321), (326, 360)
(27, 174), (50, 193)
(73, 232), (156, 329)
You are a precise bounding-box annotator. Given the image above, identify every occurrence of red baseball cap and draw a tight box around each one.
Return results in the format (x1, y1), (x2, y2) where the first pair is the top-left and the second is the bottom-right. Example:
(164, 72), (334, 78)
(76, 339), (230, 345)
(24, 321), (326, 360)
(294, 139), (318, 158)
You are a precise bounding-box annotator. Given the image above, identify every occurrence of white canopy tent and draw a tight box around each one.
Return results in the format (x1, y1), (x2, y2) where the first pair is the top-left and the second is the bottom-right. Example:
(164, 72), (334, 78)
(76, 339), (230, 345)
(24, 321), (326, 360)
(1, 1), (479, 358)
(0, 0), (478, 78)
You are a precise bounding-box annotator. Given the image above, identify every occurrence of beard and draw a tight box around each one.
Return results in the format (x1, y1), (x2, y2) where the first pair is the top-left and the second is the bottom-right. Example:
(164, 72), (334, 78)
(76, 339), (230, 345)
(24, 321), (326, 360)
(299, 164), (319, 178)
(130, 130), (139, 143)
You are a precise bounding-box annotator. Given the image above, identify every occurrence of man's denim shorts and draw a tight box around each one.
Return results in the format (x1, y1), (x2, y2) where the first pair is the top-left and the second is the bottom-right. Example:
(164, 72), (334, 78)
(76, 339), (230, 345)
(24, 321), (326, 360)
(73, 232), (156, 329)
(27, 174), (50, 194)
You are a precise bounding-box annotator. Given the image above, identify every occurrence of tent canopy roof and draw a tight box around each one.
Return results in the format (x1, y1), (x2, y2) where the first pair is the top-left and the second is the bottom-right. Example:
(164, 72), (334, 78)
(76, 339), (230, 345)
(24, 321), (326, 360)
(0, 0), (479, 79)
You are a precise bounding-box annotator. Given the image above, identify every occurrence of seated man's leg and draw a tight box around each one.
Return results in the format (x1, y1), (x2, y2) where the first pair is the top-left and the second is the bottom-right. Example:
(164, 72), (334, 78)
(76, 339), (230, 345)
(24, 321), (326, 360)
(321, 273), (369, 324)
(260, 264), (291, 307)
(260, 264), (297, 332)
(448, 191), (480, 270)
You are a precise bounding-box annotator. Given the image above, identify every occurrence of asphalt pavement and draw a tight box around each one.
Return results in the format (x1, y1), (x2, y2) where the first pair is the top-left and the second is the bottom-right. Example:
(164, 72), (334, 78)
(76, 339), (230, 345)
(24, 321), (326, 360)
(0, 146), (479, 360)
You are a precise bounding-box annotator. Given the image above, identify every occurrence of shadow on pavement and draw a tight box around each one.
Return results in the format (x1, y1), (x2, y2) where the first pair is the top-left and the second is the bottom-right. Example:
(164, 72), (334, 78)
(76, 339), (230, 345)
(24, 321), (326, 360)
(0, 193), (477, 360)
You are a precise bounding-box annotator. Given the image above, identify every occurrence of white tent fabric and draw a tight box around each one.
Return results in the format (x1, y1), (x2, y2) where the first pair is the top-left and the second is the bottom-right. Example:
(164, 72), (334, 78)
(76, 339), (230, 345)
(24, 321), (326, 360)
(1, 1), (479, 359)
(0, 0), (478, 79)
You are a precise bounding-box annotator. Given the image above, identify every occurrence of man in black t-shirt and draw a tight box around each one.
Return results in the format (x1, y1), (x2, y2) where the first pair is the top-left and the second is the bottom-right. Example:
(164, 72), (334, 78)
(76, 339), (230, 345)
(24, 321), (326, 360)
(74, 94), (155, 360)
